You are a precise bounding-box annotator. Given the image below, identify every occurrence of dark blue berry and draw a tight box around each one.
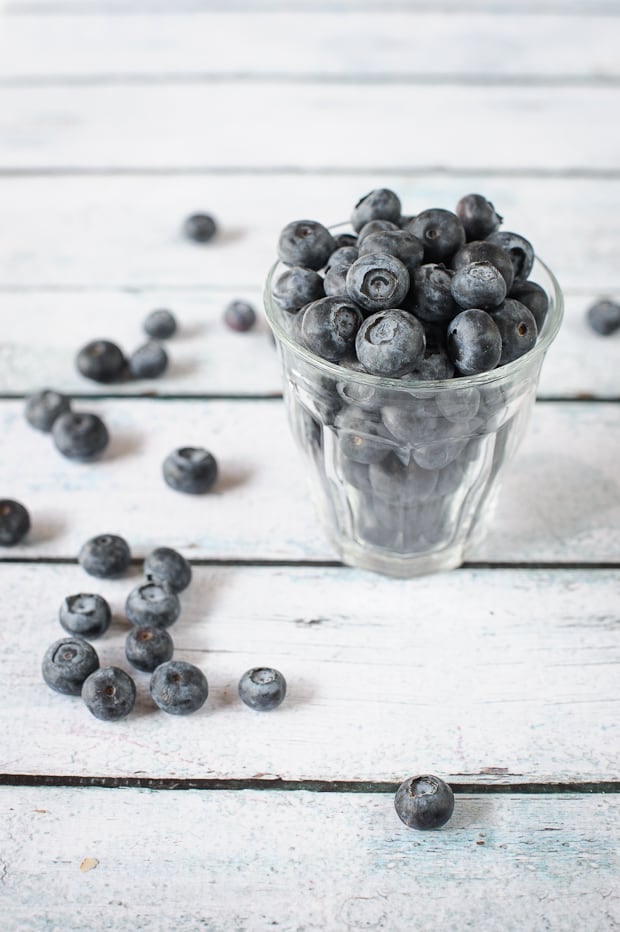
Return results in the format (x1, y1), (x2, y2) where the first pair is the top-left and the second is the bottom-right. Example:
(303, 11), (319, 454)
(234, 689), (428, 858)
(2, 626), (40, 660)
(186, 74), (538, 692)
(301, 297), (363, 362)
(78, 533), (131, 578)
(42, 636), (99, 696)
(509, 280), (549, 332)
(356, 309), (425, 378)
(150, 660), (208, 715)
(277, 220), (335, 270)
(351, 189), (401, 233)
(486, 230), (534, 281)
(335, 405), (395, 465)
(447, 308), (502, 376)
(359, 230), (425, 277)
(585, 298), (620, 336)
(488, 298), (538, 365)
(82, 666), (136, 721)
(128, 341), (168, 379)
(0, 499), (30, 546)
(76, 340), (126, 384)
(271, 266), (324, 314)
(125, 625), (174, 673)
(404, 343), (455, 381)
(125, 582), (181, 628)
(144, 309), (177, 339)
(162, 446), (218, 494)
(409, 209), (466, 264)
(455, 193), (503, 241)
(52, 411), (109, 460)
(184, 213), (217, 243)
(394, 774), (455, 830)
(346, 253), (410, 313)
(25, 389), (71, 432)
(369, 454), (438, 504)
(451, 240), (514, 292)
(144, 546), (192, 593)
(59, 593), (111, 639)
(238, 667), (286, 711)
(451, 261), (507, 310)
(409, 264), (458, 325)
(323, 262), (352, 298)
(333, 232), (358, 249)
(326, 246), (359, 269)
(224, 300), (257, 332)
(357, 219), (400, 244)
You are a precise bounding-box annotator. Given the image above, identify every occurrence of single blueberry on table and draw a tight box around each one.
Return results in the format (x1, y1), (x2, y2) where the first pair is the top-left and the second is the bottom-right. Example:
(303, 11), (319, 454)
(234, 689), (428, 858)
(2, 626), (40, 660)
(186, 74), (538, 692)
(125, 625), (174, 673)
(486, 230), (534, 281)
(59, 593), (111, 639)
(451, 261), (507, 310)
(224, 299), (257, 333)
(359, 230), (425, 277)
(394, 774), (455, 830)
(488, 298), (538, 365)
(162, 446), (218, 494)
(144, 546), (192, 593)
(238, 667), (287, 711)
(78, 533), (131, 578)
(76, 339), (126, 384)
(42, 636), (99, 696)
(25, 389), (71, 432)
(346, 253), (410, 313)
(126, 581), (181, 628)
(144, 308), (177, 339)
(451, 240), (514, 293)
(446, 308), (502, 376)
(357, 219), (400, 244)
(509, 280), (549, 332)
(271, 266), (324, 314)
(184, 213), (217, 243)
(81, 666), (136, 721)
(0, 499), (30, 546)
(356, 309), (425, 378)
(351, 188), (401, 233)
(301, 297), (363, 362)
(52, 411), (109, 460)
(409, 264), (459, 325)
(585, 298), (620, 336)
(128, 341), (169, 379)
(277, 219), (336, 270)
(150, 660), (208, 715)
(455, 193), (503, 241)
(409, 209), (466, 264)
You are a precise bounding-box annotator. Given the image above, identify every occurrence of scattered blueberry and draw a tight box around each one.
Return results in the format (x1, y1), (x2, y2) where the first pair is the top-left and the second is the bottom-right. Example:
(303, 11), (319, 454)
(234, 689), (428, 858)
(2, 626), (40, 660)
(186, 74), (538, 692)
(0, 499), (30, 546)
(238, 667), (287, 711)
(184, 213), (217, 243)
(301, 297), (363, 362)
(271, 266), (324, 314)
(144, 546), (192, 592)
(446, 308), (502, 376)
(150, 660), (208, 715)
(42, 636), (99, 696)
(144, 308), (177, 339)
(78, 533), (131, 578)
(24, 389), (71, 432)
(76, 340), (126, 384)
(59, 593), (111, 639)
(356, 309), (425, 377)
(489, 298), (538, 365)
(409, 209), (466, 263)
(224, 299), (257, 332)
(394, 774), (455, 830)
(125, 625), (174, 673)
(162, 446), (218, 494)
(128, 341), (169, 379)
(125, 582), (181, 628)
(52, 411), (109, 460)
(351, 189), (401, 233)
(451, 261), (507, 310)
(81, 666), (136, 721)
(278, 220), (335, 270)
(346, 253), (410, 313)
(455, 193), (503, 241)
(585, 298), (620, 336)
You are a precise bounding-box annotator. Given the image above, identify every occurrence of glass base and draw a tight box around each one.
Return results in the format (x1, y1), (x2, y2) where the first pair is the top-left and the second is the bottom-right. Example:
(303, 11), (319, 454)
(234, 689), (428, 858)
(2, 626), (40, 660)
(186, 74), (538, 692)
(324, 524), (466, 578)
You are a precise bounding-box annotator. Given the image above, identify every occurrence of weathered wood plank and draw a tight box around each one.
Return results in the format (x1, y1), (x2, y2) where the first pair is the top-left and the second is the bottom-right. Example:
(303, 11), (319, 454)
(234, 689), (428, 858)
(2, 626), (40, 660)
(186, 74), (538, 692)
(2, 83), (620, 172)
(1, 175), (619, 292)
(0, 290), (616, 399)
(1, 564), (619, 783)
(2, 13), (619, 80)
(1, 399), (619, 564)
(0, 787), (618, 931)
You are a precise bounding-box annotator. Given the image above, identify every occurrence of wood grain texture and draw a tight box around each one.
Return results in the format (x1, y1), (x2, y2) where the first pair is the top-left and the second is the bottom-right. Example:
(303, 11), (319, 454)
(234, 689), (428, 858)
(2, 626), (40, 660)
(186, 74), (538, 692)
(0, 786), (619, 931)
(2, 13), (620, 80)
(1, 175), (619, 292)
(1, 563), (619, 783)
(3, 83), (620, 172)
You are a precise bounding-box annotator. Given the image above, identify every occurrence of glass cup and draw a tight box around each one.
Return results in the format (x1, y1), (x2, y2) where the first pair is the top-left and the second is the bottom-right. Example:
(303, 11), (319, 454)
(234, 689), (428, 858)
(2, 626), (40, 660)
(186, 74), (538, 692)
(264, 237), (563, 578)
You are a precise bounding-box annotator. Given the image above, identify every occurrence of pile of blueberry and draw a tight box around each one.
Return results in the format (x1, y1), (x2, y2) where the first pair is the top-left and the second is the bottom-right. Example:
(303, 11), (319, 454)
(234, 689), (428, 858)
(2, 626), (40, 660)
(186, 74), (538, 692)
(76, 308), (178, 385)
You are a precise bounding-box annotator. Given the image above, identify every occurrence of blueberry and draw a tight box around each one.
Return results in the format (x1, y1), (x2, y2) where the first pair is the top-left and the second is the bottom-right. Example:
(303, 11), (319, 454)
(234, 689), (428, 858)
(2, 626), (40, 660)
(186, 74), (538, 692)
(435, 386), (480, 421)
(409, 209), (466, 264)
(486, 230), (534, 281)
(162, 446), (218, 494)
(455, 193), (503, 241)
(323, 262), (352, 298)
(82, 666), (136, 721)
(184, 213), (217, 243)
(42, 636), (99, 696)
(301, 297), (363, 362)
(332, 232), (358, 249)
(335, 405), (395, 465)
(0, 499), (30, 546)
(125, 625), (174, 673)
(509, 280), (550, 332)
(76, 340), (126, 384)
(271, 266), (324, 314)
(357, 219), (400, 244)
(277, 220), (336, 270)
(224, 299), (257, 332)
(326, 246), (359, 269)
(346, 253), (410, 314)
(369, 454), (438, 504)
(394, 774), (454, 830)
(238, 667), (287, 711)
(488, 298), (538, 365)
(150, 660), (208, 715)
(144, 308), (177, 339)
(585, 298), (620, 336)
(128, 341), (169, 379)
(144, 546), (192, 592)
(405, 343), (455, 381)
(451, 261), (507, 310)
(359, 230), (425, 277)
(24, 389), (71, 432)
(59, 593), (111, 639)
(356, 309), (425, 378)
(126, 582), (181, 628)
(409, 264), (459, 325)
(78, 533), (131, 578)
(451, 240), (515, 292)
(52, 411), (109, 460)
(446, 308), (502, 376)
(351, 188), (401, 233)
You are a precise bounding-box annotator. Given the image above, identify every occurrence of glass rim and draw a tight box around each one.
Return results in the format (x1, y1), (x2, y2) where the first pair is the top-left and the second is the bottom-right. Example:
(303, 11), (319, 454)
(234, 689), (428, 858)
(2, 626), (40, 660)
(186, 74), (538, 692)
(263, 223), (564, 393)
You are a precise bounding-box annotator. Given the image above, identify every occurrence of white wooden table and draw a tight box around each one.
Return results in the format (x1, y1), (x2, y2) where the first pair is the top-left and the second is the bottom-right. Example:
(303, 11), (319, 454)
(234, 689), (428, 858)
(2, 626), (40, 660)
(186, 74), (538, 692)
(1, 2), (619, 929)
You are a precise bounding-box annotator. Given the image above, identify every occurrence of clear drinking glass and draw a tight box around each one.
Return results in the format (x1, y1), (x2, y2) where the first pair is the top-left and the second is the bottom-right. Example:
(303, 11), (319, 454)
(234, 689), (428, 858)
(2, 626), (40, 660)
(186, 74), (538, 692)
(264, 236), (563, 578)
